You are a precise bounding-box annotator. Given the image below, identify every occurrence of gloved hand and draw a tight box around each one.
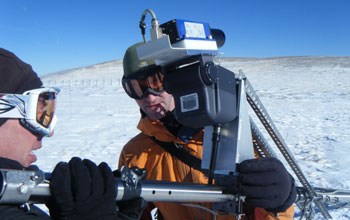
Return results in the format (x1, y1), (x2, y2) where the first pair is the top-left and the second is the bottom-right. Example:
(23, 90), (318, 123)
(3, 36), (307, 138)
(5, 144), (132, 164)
(47, 157), (118, 220)
(238, 157), (297, 213)
(114, 166), (148, 220)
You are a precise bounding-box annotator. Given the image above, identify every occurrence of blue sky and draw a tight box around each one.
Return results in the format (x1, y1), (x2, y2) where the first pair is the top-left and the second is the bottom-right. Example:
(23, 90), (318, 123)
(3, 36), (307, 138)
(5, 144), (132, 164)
(1, 0), (349, 75)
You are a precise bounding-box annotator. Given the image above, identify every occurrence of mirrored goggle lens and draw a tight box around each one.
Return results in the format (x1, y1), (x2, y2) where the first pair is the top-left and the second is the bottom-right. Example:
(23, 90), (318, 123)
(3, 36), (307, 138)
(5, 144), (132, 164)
(36, 92), (57, 128)
(123, 71), (164, 99)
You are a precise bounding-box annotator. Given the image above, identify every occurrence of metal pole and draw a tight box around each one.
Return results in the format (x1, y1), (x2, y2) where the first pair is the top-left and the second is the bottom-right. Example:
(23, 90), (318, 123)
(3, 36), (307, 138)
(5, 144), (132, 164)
(27, 180), (236, 204)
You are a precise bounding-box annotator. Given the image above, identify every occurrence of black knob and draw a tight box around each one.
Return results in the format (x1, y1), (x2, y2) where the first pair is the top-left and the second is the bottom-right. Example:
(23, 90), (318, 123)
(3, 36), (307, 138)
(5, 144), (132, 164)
(202, 61), (217, 85)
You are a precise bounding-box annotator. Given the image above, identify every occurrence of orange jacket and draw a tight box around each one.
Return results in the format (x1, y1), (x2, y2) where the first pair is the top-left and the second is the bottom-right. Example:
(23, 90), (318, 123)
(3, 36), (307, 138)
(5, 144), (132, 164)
(118, 117), (294, 220)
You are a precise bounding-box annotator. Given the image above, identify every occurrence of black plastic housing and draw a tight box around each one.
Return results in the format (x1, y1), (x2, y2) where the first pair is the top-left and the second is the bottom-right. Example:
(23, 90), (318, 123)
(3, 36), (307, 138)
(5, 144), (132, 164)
(163, 55), (237, 128)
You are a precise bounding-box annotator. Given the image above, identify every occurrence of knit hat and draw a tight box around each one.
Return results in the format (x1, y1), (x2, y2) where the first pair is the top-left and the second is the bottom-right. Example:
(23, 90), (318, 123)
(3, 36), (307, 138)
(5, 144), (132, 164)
(0, 48), (43, 127)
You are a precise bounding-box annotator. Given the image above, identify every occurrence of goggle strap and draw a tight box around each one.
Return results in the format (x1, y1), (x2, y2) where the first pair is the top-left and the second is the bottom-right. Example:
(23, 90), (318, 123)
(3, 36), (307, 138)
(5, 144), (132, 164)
(0, 95), (27, 119)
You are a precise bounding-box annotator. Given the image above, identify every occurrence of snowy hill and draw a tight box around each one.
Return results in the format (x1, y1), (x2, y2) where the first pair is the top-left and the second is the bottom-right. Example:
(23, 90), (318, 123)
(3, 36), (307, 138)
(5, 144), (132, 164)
(37, 56), (350, 219)
(41, 59), (124, 80)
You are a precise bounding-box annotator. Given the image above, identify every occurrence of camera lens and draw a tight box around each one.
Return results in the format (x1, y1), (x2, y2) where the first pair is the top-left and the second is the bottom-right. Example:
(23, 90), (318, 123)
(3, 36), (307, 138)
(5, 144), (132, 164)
(211, 29), (225, 48)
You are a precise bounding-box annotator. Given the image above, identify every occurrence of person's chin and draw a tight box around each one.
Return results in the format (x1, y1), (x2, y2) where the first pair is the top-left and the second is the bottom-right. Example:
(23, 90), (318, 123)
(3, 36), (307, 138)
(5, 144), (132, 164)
(148, 110), (166, 120)
(27, 152), (37, 165)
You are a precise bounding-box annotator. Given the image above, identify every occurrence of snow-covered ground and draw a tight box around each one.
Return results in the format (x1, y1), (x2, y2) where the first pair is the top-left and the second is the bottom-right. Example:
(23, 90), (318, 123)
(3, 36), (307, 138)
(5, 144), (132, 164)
(37, 56), (350, 219)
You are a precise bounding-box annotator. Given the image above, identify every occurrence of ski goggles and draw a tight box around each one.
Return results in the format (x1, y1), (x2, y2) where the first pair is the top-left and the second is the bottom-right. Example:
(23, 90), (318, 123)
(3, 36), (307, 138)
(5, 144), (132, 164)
(122, 67), (165, 100)
(0, 87), (60, 137)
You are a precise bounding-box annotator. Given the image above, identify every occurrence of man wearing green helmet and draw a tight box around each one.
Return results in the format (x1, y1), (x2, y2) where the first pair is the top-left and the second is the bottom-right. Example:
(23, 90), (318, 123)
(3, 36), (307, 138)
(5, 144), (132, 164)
(118, 42), (296, 220)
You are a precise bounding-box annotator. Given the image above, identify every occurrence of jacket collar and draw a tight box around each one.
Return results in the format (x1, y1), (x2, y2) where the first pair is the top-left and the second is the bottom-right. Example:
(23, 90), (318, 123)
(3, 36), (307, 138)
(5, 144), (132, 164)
(0, 157), (39, 171)
(137, 117), (180, 143)
(0, 157), (25, 170)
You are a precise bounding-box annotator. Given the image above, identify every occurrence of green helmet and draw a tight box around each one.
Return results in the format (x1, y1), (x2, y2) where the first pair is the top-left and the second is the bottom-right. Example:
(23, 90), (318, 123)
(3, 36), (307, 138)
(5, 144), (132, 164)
(122, 42), (155, 78)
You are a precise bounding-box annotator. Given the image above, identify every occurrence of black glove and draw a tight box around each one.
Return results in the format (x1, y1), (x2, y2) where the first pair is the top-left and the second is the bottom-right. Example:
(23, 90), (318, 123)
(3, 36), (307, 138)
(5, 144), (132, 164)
(114, 166), (148, 220)
(238, 157), (296, 213)
(47, 157), (118, 220)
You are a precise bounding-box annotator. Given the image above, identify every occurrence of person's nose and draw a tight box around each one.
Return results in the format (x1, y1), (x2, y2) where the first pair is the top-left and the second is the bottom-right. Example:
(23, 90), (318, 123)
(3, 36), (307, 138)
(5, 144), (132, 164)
(143, 93), (158, 102)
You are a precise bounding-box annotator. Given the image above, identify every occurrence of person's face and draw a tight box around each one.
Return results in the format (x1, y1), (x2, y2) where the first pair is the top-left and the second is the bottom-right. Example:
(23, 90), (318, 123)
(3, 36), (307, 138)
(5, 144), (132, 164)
(135, 91), (175, 120)
(0, 119), (42, 167)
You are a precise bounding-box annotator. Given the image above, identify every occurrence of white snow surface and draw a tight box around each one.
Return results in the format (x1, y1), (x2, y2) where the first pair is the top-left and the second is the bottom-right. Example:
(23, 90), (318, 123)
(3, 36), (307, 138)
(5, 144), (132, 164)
(37, 56), (350, 219)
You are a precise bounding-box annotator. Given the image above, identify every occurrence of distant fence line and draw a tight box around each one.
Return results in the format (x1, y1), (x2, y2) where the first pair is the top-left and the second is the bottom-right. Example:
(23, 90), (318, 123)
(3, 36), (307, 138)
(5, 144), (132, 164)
(42, 78), (122, 88)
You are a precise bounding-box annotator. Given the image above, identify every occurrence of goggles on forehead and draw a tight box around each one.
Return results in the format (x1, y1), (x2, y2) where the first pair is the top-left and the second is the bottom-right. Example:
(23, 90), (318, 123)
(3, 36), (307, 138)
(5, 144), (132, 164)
(122, 67), (165, 100)
(0, 87), (60, 137)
